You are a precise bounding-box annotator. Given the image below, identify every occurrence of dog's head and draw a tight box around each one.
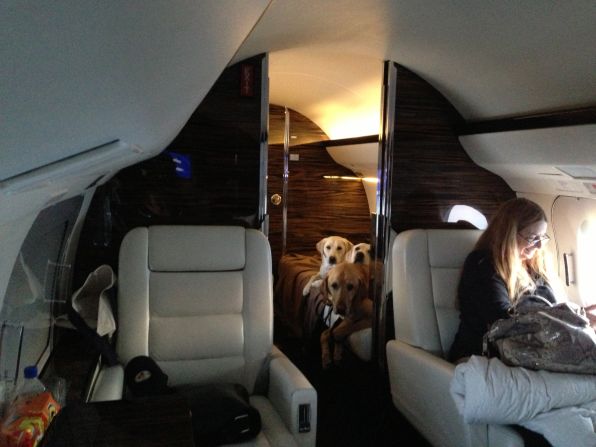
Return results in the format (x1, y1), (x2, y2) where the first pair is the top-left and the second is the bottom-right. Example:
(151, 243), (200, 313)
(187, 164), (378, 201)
(324, 262), (369, 317)
(347, 243), (372, 265)
(316, 236), (353, 267)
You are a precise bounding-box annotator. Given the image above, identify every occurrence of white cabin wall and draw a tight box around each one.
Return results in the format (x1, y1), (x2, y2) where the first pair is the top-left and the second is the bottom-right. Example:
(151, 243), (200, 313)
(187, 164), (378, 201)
(0, 217), (37, 314)
(1, 1), (271, 182)
(550, 196), (596, 307)
(519, 192), (596, 307)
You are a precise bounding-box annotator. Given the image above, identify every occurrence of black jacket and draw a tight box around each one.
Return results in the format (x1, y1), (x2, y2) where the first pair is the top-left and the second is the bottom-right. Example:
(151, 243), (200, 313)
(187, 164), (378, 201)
(448, 249), (556, 362)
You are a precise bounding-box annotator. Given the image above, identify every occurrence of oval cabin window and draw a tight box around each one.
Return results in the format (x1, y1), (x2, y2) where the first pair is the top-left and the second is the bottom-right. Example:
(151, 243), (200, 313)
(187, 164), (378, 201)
(447, 204), (488, 230)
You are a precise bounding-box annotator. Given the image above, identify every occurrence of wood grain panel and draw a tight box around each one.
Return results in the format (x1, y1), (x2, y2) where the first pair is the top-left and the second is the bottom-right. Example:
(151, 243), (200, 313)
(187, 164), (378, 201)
(268, 105), (372, 272)
(74, 55), (266, 286)
(390, 65), (515, 233)
(459, 105), (596, 135)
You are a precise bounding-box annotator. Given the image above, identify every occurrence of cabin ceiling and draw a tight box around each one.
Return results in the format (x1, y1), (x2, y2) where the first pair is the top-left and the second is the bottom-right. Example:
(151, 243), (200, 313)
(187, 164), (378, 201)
(2, 0), (595, 196)
(233, 0), (596, 138)
(0, 0), (270, 182)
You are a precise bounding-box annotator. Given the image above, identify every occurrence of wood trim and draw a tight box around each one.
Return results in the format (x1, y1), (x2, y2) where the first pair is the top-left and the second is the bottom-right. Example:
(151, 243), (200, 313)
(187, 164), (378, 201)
(458, 106), (596, 135)
(316, 134), (379, 147)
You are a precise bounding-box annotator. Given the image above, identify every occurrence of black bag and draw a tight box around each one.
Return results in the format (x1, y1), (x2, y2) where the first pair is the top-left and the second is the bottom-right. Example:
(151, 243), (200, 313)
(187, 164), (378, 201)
(484, 295), (596, 374)
(176, 383), (261, 446)
(124, 356), (261, 445)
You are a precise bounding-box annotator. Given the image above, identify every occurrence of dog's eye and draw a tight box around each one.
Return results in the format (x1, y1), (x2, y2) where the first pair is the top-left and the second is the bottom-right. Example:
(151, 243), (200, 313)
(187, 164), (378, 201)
(326, 245), (331, 250)
(346, 284), (354, 291)
(331, 282), (339, 290)
(337, 247), (343, 251)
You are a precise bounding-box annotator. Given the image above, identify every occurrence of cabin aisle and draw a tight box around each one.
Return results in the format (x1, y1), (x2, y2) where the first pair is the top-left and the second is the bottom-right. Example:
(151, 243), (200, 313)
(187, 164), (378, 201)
(275, 337), (432, 447)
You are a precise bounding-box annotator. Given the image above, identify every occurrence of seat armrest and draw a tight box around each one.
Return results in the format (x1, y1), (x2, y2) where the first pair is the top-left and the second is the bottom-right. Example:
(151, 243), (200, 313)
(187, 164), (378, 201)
(90, 364), (125, 402)
(387, 340), (487, 447)
(267, 348), (317, 447)
(386, 340), (524, 447)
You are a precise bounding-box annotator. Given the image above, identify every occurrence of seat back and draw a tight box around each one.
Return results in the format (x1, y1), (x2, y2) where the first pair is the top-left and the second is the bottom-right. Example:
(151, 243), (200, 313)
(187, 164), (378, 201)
(392, 229), (482, 357)
(388, 228), (525, 447)
(116, 225), (273, 393)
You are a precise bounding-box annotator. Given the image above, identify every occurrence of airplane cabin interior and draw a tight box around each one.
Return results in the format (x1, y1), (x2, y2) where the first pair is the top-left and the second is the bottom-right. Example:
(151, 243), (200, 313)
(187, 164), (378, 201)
(1, 2), (596, 446)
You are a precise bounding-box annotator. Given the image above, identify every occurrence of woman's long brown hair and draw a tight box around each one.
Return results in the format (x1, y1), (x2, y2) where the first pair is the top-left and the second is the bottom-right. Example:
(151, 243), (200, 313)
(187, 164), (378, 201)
(475, 198), (554, 302)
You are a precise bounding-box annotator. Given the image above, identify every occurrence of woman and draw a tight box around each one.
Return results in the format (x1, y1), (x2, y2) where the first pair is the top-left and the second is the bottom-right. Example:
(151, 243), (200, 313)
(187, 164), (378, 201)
(449, 197), (596, 447)
(448, 197), (561, 363)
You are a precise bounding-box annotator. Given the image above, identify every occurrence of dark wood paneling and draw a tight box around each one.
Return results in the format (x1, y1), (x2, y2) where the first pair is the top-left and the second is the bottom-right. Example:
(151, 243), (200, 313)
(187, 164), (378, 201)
(268, 105), (372, 272)
(459, 106), (596, 135)
(116, 53), (265, 228)
(308, 134), (379, 148)
(74, 55), (266, 286)
(390, 65), (515, 233)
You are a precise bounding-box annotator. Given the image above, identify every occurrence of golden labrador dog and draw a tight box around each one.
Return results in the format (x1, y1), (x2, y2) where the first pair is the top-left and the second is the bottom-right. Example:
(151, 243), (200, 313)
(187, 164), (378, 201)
(302, 235), (353, 296)
(320, 262), (373, 369)
(347, 242), (372, 265)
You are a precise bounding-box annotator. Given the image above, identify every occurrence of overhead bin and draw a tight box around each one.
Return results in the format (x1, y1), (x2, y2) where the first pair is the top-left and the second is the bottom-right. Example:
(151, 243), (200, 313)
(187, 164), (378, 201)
(460, 124), (596, 198)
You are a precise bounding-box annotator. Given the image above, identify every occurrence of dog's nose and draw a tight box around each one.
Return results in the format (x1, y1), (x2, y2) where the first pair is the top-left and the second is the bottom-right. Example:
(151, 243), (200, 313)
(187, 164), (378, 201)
(336, 303), (346, 315)
(329, 256), (336, 264)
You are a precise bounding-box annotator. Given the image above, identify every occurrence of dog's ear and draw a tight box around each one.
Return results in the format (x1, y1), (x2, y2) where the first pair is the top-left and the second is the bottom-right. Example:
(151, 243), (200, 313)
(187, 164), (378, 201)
(356, 265), (370, 300)
(316, 237), (328, 256)
(346, 245), (355, 263)
(344, 239), (354, 252)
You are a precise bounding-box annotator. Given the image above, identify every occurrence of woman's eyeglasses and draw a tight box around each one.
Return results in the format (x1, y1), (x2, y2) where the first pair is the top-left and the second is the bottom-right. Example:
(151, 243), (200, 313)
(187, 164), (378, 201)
(518, 233), (550, 246)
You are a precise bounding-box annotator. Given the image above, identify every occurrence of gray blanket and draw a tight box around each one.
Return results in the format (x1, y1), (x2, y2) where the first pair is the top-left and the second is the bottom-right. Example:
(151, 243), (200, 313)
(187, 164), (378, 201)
(450, 355), (596, 447)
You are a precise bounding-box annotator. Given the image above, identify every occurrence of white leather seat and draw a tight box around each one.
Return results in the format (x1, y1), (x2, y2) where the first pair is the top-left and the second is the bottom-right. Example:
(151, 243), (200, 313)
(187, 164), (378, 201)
(386, 229), (524, 447)
(91, 225), (317, 447)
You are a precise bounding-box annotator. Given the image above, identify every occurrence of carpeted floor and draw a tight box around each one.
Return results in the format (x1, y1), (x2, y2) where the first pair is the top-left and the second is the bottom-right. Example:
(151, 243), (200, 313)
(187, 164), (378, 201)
(275, 335), (433, 447)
